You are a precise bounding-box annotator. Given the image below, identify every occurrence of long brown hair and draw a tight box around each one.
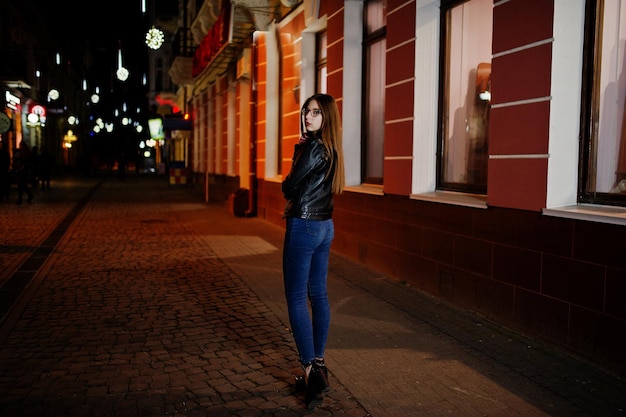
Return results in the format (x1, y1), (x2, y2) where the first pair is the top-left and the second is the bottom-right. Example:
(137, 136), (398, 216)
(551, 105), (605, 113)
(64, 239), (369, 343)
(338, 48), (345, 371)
(301, 94), (345, 194)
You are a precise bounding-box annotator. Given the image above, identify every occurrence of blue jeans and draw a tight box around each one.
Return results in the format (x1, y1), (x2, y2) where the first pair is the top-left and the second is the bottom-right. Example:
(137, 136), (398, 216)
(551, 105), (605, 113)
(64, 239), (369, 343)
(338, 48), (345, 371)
(283, 217), (334, 366)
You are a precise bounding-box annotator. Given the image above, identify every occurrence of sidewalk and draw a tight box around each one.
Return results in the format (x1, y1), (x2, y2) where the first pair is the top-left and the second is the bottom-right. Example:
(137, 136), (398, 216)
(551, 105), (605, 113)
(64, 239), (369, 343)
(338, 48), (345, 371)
(0, 174), (624, 417)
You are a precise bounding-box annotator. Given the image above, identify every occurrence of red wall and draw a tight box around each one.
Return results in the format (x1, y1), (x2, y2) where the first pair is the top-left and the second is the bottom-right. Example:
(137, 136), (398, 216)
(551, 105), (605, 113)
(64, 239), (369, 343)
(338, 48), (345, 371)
(259, 174), (626, 374)
(488, 0), (554, 211)
(383, 0), (416, 195)
(254, 0), (626, 376)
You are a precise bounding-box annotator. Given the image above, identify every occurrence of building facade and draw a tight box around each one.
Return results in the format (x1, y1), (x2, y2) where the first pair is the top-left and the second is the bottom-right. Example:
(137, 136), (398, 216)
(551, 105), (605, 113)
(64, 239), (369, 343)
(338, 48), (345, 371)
(0, 0), (86, 171)
(173, 0), (626, 375)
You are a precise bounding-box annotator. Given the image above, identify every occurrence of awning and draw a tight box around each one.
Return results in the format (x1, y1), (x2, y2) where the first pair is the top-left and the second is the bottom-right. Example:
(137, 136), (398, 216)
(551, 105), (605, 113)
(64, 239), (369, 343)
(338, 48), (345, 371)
(1, 79), (32, 89)
(192, 0), (271, 86)
(163, 114), (191, 131)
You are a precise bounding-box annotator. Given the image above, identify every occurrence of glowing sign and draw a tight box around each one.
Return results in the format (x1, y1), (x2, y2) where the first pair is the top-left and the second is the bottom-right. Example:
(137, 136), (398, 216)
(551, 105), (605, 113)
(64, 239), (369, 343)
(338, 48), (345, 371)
(31, 105), (46, 117)
(148, 118), (164, 140)
(64, 129), (77, 142)
(192, 5), (230, 77)
(5, 91), (20, 110)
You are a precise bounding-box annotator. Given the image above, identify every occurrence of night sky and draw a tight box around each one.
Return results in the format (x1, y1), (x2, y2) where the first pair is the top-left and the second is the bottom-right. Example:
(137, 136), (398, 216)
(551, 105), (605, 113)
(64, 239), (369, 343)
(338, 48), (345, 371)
(32, 1), (151, 119)
(19, 1), (156, 163)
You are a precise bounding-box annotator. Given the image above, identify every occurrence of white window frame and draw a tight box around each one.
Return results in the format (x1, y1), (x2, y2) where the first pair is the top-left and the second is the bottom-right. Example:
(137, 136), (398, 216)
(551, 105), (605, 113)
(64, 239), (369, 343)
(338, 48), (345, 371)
(542, 0), (626, 225)
(410, 0), (488, 207)
(264, 22), (281, 180)
(343, 0), (365, 188)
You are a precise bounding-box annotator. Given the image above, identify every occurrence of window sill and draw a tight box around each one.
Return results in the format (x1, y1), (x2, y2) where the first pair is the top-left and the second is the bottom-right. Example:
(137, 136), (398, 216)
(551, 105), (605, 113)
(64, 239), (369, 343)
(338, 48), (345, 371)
(344, 184), (384, 195)
(542, 204), (626, 226)
(410, 191), (488, 209)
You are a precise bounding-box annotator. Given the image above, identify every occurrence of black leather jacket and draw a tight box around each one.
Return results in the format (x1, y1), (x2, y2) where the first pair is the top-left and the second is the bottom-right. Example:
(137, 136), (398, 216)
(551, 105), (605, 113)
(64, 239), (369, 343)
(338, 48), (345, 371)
(282, 138), (335, 220)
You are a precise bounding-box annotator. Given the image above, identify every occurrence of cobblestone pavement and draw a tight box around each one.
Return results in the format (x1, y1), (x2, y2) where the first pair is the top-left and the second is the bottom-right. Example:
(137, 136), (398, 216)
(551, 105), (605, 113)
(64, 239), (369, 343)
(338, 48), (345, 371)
(0, 175), (625, 417)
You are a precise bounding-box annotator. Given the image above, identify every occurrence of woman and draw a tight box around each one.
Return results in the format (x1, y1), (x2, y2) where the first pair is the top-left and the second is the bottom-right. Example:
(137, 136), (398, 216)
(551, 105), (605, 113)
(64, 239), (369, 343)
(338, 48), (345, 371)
(282, 93), (345, 410)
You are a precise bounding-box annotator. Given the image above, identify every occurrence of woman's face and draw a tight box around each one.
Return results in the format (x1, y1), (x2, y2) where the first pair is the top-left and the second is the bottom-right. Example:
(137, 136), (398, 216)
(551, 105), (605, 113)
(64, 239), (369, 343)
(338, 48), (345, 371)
(302, 99), (323, 134)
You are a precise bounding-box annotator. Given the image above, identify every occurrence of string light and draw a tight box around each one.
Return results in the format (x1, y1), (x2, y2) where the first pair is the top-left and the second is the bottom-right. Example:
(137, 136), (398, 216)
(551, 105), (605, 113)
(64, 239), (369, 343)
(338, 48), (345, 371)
(145, 27), (165, 50)
(48, 89), (60, 101)
(116, 67), (129, 81)
(117, 47), (129, 81)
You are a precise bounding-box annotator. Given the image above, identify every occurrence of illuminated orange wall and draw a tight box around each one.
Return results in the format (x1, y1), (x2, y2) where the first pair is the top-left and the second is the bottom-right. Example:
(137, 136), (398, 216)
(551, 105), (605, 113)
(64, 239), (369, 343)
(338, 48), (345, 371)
(202, 90), (209, 174)
(235, 81), (242, 176)
(278, 14), (305, 177)
(254, 33), (267, 181)
(219, 77), (229, 174)
(325, 2), (343, 110)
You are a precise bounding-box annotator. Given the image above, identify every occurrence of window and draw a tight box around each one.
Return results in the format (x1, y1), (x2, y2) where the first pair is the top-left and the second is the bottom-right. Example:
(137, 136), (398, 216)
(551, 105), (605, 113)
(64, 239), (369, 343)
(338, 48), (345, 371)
(362, 0), (386, 184)
(316, 31), (327, 94)
(580, 0), (626, 206)
(438, 0), (492, 194)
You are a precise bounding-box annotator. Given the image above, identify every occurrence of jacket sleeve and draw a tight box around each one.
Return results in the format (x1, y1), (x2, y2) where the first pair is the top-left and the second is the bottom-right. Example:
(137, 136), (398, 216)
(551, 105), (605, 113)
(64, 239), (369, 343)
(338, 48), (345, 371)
(282, 141), (326, 198)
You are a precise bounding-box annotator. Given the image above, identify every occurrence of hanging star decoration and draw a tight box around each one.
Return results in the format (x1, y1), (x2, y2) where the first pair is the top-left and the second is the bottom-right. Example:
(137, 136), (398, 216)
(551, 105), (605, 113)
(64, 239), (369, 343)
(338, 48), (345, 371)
(146, 27), (165, 50)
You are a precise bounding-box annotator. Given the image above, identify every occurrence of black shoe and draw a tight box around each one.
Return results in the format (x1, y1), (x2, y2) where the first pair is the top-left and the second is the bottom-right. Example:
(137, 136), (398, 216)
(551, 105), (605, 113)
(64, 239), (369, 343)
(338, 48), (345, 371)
(313, 365), (330, 394)
(314, 360), (330, 393)
(294, 374), (306, 392)
(305, 367), (324, 410)
(304, 362), (330, 410)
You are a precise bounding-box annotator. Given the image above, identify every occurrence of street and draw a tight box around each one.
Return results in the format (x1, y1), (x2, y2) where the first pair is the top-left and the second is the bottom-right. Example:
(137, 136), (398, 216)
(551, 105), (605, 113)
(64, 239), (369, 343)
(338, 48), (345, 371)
(0, 174), (624, 417)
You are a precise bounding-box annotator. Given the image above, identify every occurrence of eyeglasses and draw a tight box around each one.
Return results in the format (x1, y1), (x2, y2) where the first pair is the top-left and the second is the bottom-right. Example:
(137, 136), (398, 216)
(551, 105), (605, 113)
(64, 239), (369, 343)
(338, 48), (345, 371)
(301, 108), (322, 117)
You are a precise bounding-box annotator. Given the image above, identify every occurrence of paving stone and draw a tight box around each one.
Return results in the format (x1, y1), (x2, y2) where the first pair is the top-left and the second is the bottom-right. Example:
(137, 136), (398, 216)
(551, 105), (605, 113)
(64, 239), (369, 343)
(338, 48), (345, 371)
(0, 175), (624, 417)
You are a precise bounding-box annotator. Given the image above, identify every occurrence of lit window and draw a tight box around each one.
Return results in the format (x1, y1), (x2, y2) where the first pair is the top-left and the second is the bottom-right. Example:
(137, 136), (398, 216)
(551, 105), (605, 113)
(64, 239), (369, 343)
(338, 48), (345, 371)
(316, 31), (327, 94)
(362, 0), (386, 184)
(580, 0), (626, 205)
(438, 0), (493, 194)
